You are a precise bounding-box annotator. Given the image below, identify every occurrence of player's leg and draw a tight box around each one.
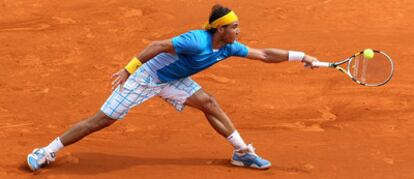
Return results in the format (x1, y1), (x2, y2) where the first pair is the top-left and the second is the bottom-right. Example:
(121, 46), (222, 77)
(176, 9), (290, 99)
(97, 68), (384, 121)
(184, 89), (235, 137)
(59, 111), (116, 146)
(27, 67), (161, 171)
(185, 90), (271, 169)
(185, 90), (250, 150)
(160, 79), (271, 169)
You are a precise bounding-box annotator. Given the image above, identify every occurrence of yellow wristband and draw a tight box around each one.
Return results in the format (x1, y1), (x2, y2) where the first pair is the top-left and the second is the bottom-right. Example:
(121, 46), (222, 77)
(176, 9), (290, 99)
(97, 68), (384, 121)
(124, 57), (142, 74)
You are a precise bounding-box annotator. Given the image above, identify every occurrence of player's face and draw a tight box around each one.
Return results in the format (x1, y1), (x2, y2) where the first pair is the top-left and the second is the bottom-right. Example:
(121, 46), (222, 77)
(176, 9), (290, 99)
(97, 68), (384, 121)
(221, 21), (240, 44)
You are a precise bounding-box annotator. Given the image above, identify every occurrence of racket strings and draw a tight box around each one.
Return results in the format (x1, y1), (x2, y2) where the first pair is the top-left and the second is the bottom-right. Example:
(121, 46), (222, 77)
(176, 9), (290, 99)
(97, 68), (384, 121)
(350, 53), (393, 86)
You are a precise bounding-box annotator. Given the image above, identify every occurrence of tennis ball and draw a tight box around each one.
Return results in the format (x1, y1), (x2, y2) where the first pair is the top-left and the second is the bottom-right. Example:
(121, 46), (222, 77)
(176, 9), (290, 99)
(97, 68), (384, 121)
(363, 49), (374, 59)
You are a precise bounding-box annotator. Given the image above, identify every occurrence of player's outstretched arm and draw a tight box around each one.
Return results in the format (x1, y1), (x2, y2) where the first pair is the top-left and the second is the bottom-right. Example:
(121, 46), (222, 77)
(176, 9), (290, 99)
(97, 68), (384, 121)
(246, 47), (289, 63)
(111, 39), (175, 91)
(245, 47), (319, 68)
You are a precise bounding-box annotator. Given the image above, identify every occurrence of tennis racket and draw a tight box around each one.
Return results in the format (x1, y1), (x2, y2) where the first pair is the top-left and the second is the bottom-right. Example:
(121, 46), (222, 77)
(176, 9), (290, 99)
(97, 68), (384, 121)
(311, 50), (394, 87)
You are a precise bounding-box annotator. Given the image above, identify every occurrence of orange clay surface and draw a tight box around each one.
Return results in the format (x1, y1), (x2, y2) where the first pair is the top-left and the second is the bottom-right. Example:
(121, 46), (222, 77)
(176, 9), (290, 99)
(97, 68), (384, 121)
(1, 0), (413, 178)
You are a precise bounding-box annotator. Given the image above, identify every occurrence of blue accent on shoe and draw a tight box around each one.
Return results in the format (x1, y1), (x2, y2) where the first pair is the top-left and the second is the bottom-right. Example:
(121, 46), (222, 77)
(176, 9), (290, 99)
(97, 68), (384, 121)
(231, 152), (271, 169)
(27, 154), (40, 171)
(230, 144), (271, 169)
(27, 148), (54, 171)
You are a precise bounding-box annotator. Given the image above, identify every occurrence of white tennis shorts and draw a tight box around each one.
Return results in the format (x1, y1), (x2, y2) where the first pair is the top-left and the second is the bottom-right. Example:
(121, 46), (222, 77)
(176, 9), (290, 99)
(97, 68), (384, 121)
(101, 67), (201, 119)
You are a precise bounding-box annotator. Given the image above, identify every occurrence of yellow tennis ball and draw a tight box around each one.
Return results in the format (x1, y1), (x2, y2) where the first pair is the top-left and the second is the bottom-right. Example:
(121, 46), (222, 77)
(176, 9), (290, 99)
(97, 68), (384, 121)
(363, 49), (374, 59)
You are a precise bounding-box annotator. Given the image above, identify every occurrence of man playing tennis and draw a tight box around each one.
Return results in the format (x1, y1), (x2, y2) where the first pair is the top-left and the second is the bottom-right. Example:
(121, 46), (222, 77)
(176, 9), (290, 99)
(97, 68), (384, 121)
(27, 4), (318, 171)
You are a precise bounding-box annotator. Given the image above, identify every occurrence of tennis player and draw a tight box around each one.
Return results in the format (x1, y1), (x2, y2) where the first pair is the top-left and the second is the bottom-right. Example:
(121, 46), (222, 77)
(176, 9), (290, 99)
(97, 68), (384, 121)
(27, 4), (318, 171)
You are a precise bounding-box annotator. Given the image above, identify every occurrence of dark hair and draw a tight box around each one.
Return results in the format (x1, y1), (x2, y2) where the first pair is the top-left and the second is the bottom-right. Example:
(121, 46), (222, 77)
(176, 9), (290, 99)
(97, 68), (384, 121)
(207, 4), (231, 34)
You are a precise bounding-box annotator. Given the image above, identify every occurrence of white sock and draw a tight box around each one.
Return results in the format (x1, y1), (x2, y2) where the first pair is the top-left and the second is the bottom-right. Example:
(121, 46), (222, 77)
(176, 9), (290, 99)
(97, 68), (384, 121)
(45, 137), (64, 153)
(227, 130), (247, 150)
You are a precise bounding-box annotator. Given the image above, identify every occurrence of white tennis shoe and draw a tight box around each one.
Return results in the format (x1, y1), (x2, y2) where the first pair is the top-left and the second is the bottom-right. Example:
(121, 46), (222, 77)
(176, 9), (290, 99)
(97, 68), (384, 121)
(27, 148), (56, 171)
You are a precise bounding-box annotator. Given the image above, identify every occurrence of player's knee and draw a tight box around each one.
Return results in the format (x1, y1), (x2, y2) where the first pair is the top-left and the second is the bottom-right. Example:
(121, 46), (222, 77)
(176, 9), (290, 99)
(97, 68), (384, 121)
(201, 94), (219, 112)
(187, 90), (220, 113)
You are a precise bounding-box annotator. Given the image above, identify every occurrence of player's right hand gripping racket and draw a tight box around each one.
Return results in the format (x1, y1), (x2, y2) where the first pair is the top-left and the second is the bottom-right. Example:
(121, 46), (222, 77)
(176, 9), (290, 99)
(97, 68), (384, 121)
(311, 50), (394, 87)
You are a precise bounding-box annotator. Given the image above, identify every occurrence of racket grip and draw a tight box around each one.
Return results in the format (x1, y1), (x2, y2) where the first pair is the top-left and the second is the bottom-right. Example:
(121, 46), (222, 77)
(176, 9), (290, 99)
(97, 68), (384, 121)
(311, 61), (331, 68)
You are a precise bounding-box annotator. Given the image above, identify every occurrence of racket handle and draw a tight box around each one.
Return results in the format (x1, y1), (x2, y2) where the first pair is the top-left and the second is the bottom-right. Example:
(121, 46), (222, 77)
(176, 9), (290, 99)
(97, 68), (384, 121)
(312, 61), (331, 68)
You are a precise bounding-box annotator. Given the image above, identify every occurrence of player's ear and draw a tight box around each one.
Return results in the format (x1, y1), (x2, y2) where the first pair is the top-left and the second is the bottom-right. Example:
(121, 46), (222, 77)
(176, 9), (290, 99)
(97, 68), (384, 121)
(217, 26), (225, 33)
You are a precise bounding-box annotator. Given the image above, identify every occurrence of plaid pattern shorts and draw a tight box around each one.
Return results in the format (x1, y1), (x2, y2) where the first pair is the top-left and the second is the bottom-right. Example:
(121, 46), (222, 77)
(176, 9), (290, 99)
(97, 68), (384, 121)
(101, 67), (201, 119)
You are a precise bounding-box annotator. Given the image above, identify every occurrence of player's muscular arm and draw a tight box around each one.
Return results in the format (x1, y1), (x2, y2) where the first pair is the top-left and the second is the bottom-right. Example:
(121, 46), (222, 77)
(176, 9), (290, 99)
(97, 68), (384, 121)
(246, 47), (289, 63)
(111, 39), (175, 91)
(246, 47), (319, 67)
(136, 39), (175, 63)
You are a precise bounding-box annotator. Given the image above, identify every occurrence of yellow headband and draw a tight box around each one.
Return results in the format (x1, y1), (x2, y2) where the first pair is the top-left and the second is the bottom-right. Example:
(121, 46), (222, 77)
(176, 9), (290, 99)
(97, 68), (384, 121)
(203, 11), (238, 30)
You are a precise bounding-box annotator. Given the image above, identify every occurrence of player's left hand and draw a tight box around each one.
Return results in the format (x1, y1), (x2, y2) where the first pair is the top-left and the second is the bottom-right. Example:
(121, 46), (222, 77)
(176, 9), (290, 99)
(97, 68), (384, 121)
(111, 69), (130, 91)
(302, 55), (319, 69)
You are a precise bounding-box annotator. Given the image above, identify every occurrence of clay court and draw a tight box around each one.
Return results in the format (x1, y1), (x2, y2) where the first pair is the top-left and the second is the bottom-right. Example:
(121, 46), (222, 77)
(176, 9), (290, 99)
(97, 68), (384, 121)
(1, 0), (413, 178)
